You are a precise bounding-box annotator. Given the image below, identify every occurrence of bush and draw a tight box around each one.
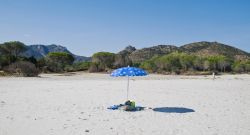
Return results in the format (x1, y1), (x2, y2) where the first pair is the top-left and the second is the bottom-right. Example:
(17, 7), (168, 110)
(140, 60), (157, 73)
(232, 60), (250, 73)
(3, 61), (40, 77)
(63, 62), (92, 72)
(45, 52), (75, 72)
(245, 62), (250, 72)
(73, 62), (91, 71)
(179, 53), (196, 71)
(64, 65), (74, 72)
(92, 52), (115, 57)
(88, 62), (99, 72)
(0, 56), (9, 69)
(92, 52), (115, 70)
(0, 71), (10, 76)
(232, 63), (245, 73)
(0, 41), (27, 64)
(114, 54), (132, 68)
(154, 52), (181, 72)
(87, 62), (106, 72)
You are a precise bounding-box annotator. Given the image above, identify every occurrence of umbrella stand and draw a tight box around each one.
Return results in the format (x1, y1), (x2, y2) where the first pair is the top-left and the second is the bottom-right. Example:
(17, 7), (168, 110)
(111, 66), (147, 101)
(126, 75), (130, 100)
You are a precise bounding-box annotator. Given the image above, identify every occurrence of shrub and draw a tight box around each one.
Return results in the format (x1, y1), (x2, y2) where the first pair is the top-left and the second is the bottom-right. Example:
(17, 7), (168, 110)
(179, 53), (196, 71)
(232, 60), (250, 73)
(3, 61), (40, 77)
(88, 62), (99, 72)
(232, 63), (245, 73)
(114, 54), (132, 68)
(193, 57), (205, 71)
(132, 62), (141, 68)
(63, 62), (92, 72)
(154, 52), (181, 72)
(92, 52), (115, 57)
(244, 61), (250, 72)
(140, 59), (157, 73)
(0, 56), (9, 69)
(73, 62), (91, 71)
(47, 52), (74, 64)
(92, 52), (115, 70)
(37, 58), (46, 68)
(45, 52), (74, 72)
(64, 65), (75, 72)
(0, 41), (27, 64)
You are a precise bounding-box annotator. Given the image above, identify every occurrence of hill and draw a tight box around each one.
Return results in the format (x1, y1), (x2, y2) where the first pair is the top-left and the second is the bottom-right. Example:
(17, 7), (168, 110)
(180, 41), (250, 60)
(118, 42), (249, 63)
(22, 44), (91, 62)
(127, 45), (180, 63)
(1, 41), (250, 74)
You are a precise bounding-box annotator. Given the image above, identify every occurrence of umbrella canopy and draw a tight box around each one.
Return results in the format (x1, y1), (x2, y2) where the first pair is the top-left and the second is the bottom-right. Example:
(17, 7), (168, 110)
(111, 66), (147, 100)
(111, 66), (147, 77)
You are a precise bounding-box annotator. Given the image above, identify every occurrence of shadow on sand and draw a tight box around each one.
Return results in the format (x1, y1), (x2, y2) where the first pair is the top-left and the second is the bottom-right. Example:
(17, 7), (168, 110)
(153, 107), (195, 113)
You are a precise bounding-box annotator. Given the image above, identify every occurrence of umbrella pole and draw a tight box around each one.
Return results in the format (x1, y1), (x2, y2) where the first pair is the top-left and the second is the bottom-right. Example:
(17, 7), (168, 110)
(127, 75), (129, 100)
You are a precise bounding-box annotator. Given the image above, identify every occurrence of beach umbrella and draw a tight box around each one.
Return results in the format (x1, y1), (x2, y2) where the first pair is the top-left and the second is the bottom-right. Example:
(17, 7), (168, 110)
(111, 66), (147, 100)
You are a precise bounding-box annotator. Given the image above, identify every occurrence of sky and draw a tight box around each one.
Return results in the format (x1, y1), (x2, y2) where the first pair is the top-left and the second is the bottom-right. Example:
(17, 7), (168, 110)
(0, 0), (250, 56)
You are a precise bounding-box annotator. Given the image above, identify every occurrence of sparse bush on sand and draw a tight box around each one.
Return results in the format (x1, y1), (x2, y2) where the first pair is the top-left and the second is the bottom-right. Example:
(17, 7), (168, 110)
(88, 62), (99, 72)
(3, 61), (40, 77)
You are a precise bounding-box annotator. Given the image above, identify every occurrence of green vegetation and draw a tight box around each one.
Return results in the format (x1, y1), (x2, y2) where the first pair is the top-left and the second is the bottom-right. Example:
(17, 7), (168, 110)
(114, 54), (132, 68)
(0, 41), (39, 76)
(180, 41), (249, 60)
(0, 41), (27, 64)
(140, 52), (248, 74)
(0, 41), (93, 76)
(0, 41), (27, 55)
(3, 61), (39, 77)
(91, 52), (115, 71)
(89, 52), (250, 74)
(0, 40), (250, 76)
(92, 52), (115, 57)
(45, 52), (75, 72)
(232, 60), (250, 73)
(140, 59), (157, 73)
(64, 62), (92, 72)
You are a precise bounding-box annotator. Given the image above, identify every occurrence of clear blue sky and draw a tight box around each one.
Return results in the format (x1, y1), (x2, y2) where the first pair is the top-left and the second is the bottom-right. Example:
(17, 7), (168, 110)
(0, 0), (250, 56)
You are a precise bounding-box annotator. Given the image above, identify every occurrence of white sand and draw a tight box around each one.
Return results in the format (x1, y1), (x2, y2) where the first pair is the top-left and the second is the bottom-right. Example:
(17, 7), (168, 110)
(0, 73), (250, 135)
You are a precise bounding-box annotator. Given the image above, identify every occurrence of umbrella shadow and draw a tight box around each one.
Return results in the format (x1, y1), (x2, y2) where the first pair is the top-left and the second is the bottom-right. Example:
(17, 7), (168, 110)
(153, 107), (195, 113)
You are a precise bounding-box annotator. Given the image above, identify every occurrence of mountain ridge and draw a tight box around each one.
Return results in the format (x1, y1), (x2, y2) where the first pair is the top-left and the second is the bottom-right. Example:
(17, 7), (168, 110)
(180, 41), (249, 60)
(120, 41), (250, 63)
(3, 41), (249, 63)
(22, 44), (91, 62)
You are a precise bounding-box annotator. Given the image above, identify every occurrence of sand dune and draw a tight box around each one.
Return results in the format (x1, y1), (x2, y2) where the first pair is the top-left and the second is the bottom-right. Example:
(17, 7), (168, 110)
(0, 73), (250, 135)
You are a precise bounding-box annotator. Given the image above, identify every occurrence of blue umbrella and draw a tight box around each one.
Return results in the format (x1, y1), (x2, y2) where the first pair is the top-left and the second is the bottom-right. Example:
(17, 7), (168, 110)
(111, 66), (147, 100)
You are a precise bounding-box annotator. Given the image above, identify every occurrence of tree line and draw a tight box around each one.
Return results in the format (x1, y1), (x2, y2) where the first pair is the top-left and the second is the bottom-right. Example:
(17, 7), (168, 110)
(0, 41), (250, 76)
(89, 51), (250, 74)
(140, 52), (250, 74)
(0, 41), (80, 76)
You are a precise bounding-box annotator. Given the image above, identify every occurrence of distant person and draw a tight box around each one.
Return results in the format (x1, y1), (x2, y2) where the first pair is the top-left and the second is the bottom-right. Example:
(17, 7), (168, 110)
(212, 72), (215, 80)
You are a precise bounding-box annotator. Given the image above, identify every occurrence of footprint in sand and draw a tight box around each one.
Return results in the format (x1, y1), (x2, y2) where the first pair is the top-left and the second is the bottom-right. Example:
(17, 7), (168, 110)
(78, 117), (88, 120)
(1, 101), (6, 107)
(6, 116), (14, 120)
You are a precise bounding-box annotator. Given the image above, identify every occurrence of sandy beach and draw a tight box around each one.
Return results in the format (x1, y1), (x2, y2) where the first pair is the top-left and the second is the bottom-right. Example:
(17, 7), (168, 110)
(0, 73), (250, 135)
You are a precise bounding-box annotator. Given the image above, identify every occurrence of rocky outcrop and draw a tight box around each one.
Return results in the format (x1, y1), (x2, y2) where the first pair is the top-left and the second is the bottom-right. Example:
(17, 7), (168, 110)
(129, 45), (179, 63)
(120, 42), (249, 63)
(21, 44), (91, 62)
(113, 46), (136, 67)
